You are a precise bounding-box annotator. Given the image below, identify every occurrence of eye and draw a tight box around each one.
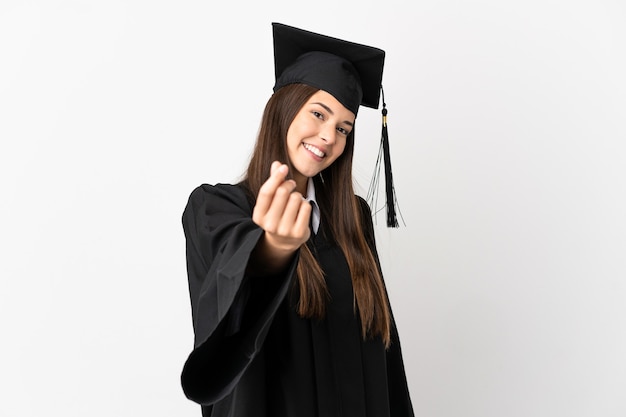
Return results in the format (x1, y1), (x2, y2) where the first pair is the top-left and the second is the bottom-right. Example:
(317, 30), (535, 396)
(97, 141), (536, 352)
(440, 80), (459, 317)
(337, 126), (350, 136)
(312, 111), (324, 120)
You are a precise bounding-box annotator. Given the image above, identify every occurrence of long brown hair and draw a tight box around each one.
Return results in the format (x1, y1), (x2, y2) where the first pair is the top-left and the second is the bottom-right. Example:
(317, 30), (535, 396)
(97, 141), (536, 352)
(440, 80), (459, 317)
(241, 84), (391, 346)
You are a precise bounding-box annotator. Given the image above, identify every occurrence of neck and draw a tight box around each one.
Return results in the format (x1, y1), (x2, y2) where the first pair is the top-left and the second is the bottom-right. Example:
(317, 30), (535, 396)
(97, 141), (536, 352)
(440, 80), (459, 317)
(294, 173), (308, 196)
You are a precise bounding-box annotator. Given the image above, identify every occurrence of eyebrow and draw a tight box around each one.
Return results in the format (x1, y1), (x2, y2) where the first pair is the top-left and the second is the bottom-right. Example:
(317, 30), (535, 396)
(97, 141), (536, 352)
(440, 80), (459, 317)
(311, 102), (354, 127)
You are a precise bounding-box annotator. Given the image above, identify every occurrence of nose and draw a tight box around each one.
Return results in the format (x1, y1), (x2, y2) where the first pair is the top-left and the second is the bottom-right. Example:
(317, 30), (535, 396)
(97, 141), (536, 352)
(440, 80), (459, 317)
(320, 123), (337, 145)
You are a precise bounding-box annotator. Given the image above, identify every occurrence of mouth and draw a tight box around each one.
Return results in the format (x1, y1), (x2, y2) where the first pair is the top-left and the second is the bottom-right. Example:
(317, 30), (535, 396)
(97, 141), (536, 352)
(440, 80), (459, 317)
(303, 143), (326, 158)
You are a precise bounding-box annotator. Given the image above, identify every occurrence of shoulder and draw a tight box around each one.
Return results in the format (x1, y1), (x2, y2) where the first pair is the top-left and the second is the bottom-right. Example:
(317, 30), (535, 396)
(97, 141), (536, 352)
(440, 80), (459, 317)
(355, 195), (377, 249)
(356, 195), (373, 218)
(355, 195), (375, 231)
(183, 183), (256, 231)
(187, 183), (254, 212)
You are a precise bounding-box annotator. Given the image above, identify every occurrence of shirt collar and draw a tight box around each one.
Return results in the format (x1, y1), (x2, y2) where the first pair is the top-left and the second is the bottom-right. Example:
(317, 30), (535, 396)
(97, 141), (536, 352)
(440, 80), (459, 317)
(305, 178), (321, 234)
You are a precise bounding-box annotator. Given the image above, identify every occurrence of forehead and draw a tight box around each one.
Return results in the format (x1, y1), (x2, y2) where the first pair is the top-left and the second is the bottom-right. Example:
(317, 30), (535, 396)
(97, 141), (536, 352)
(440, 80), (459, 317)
(307, 90), (356, 122)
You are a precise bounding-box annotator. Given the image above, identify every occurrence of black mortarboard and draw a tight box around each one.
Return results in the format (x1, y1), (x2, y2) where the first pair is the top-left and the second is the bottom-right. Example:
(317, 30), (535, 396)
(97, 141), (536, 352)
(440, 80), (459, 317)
(272, 22), (385, 116)
(271, 23), (402, 227)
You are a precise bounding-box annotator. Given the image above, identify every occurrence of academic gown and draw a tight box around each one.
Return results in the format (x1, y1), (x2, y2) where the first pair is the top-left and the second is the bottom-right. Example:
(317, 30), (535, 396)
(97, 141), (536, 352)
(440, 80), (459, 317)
(181, 183), (414, 417)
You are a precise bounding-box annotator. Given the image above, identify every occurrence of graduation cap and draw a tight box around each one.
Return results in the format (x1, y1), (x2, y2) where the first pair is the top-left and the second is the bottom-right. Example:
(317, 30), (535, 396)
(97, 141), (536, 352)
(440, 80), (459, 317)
(273, 22), (385, 116)
(272, 22), (401, 227)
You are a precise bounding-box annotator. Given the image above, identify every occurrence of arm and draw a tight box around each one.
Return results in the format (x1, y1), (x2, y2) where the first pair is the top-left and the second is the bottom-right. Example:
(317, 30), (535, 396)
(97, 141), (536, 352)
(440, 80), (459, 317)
(181, 162), (311, 405)
(181, 183), (295, 405)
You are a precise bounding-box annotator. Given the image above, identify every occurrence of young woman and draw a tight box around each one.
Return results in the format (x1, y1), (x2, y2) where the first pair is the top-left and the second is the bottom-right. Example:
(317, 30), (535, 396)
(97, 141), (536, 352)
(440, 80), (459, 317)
(181, 23), (414, 417)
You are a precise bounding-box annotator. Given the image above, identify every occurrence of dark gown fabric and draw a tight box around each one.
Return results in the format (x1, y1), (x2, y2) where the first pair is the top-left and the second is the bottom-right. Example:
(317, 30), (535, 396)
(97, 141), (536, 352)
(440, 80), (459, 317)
(181, 183), (414, 417)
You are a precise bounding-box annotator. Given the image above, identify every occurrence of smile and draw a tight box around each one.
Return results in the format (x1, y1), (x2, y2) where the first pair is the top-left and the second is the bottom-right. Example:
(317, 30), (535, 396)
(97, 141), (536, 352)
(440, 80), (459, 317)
(303, 143), (325, 158)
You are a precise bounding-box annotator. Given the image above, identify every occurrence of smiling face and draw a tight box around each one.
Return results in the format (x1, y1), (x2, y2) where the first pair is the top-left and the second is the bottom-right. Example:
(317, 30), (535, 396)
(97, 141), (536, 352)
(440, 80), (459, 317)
(286, 90), (355, 194)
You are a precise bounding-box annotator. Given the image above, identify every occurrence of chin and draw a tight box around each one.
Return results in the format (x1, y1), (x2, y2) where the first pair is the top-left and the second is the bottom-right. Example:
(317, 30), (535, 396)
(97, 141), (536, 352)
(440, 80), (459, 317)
(293, 163), (320, 179)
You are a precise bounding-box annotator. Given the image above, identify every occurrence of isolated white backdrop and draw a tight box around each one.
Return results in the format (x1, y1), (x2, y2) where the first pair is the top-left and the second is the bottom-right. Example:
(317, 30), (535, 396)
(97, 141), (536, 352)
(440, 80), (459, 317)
(1, 1), (625, 416)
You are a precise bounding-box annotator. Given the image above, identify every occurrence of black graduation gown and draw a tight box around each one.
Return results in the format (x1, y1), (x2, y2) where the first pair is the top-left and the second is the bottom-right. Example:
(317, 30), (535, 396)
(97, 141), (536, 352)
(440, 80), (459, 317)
(181, 183), (414, 417)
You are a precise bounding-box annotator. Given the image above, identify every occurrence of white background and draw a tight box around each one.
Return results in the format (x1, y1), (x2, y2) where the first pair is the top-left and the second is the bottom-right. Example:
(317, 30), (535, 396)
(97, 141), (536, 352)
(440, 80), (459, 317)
(1, 1), (625, 416)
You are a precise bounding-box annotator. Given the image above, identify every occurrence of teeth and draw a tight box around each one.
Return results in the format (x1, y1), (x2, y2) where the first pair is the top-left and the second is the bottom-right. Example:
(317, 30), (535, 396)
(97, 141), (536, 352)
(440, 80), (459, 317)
(304, 143), (325, 158)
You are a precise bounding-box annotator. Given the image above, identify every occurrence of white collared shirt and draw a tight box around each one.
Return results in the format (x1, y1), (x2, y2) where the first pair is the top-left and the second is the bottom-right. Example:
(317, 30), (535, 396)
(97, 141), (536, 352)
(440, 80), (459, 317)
(305, 178), (321, 234)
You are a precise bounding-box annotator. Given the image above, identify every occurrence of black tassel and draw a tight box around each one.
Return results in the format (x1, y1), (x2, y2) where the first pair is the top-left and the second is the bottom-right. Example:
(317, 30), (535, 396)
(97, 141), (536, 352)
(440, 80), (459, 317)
(367, 88), (402, 227)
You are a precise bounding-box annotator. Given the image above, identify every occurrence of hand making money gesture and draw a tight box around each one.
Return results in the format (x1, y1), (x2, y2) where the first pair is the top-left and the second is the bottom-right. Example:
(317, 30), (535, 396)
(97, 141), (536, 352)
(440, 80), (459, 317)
(250, 161), (312, 274)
